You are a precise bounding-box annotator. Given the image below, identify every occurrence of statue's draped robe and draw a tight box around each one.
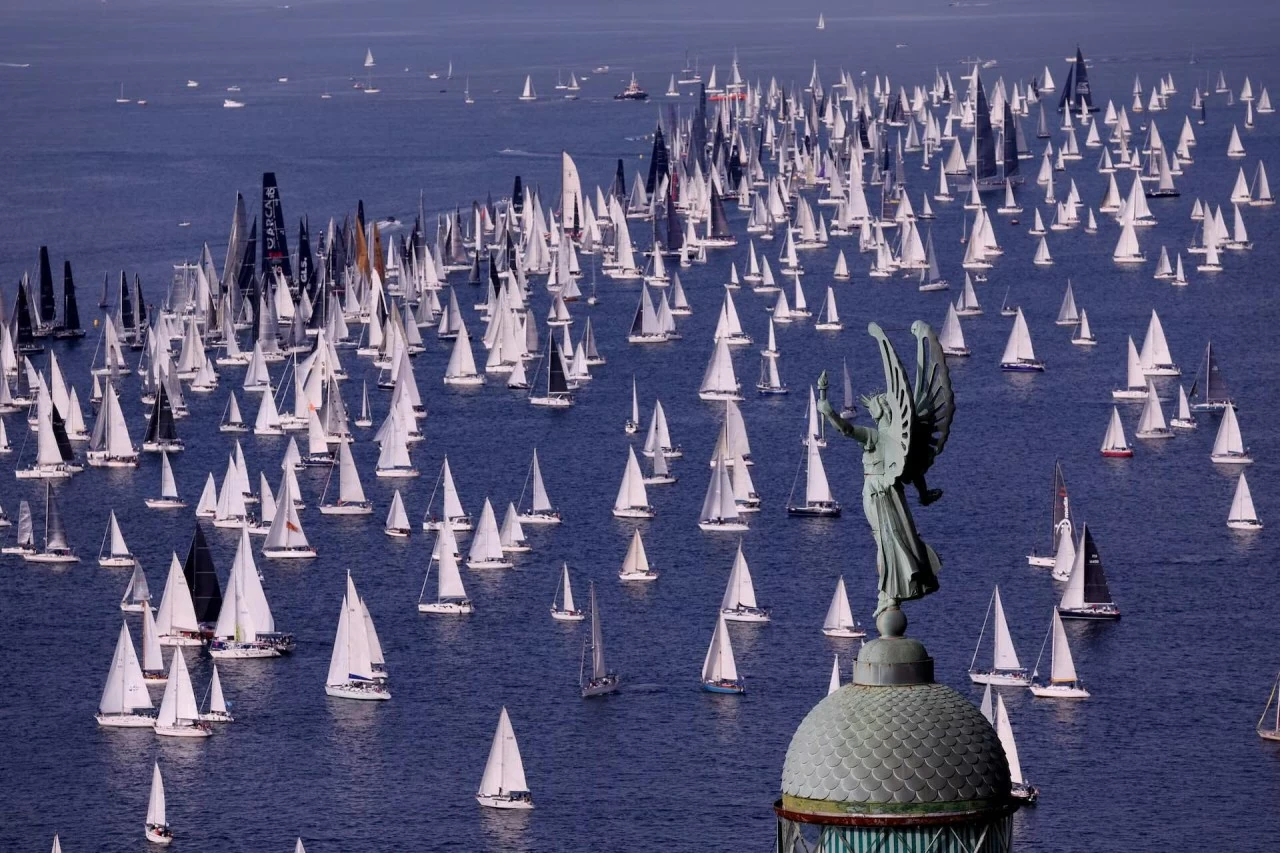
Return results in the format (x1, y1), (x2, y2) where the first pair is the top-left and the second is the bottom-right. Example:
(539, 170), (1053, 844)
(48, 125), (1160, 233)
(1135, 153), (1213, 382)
(860, 425), (941, 615)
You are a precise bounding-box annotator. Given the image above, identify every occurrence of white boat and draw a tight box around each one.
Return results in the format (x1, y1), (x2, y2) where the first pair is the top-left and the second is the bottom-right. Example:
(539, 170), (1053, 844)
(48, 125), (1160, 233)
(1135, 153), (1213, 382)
(642, 399), (682, 459)
(698, 336), (743, 401)
(720, 542), (769, 622)
(699, 454), (748, 531)
(262, 476), (316, 558)
(1028, 610), (1090, 698)
(200, 665), (235, 722)
(612, 446), (655, 518)
(550, 563), (585, 621)
(995, 694), (1038, 803)
(1000, 308), (1044, 371)
(1228, 472), (1263, 530)
(701, 613), (744, 693)
(954, 273), (983, 316)
(17, 388), (78, 479)
(1112, 337), (1149, 399)
(418, 532), (474, 614)
(145, 762), (173, 845)
(624, 377), (640, 433)
(95, 622), (156, 727)
(815, 286), (843, 331)
(618, 528), (658, 582)
(98, 510), (136, 567)
(475, 707), (536, 813)
(319, 441), (372, 514)
(443, 320), (484, 385)
(422, 457), (472, 530)
(210, 527), (294, 658)
(1258, 673), (1280, 741)
(518, 74), (537, 102)
(384, 489), (411, 538)
(222, 99), (245, 109)
(1112, 218), (1145, 264)
(1138, 310), (1180, 375)
(1071, 309), (1097, 346)
(1170, 385), (1196, 429)
(1058, 524), (1121, 619)
(1211, 405), (1252, 464)
(467, 499), (513, 569)
(145, 450), (186, 509)
(499, 502), (530, 553)
(1134, 380), (1173, 439)
(580, 582), (620, 697)
(87, 381), (138, 467)
(120, 561), (153, 612)
(938, 303), (969, 357)
(154, 554), (203, 646)
(374, 417), (418, 479)
(787, 434), (841, 516)
(153, 648), (212, 737)
(968, 586), (1029, 685)
(326, 573), (391, 699)
(828, 655), (842, 695)
(821, 575), (865, 638)
(517, 448), (561, 524)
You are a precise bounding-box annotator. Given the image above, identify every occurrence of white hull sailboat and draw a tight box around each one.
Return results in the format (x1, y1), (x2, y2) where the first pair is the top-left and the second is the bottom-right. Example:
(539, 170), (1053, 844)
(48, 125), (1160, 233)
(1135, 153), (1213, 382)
(821, 575), (865, 638)
(720, 543), (769, 622)
(1029, 610), (1090, 699)
(701, 612), (745, 693)
(968, 586), (1029, 685)
(418, 526), (473, 614)
(1227, 472), (1263, 530)
(550, 562), (585, 621)
(96, 621), (156, 727)
(580, 582), (620, 697)
(618, 528), (658, 582)
(326, 573), (391, 699)
(145, 762), (173, 845)
(477, 707), (533, 809)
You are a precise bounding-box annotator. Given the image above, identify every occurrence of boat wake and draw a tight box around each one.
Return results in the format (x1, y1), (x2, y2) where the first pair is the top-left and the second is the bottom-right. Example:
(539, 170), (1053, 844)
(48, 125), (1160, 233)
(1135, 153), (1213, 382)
(497, 148), (558, 159)
(0, 62), (31, 68)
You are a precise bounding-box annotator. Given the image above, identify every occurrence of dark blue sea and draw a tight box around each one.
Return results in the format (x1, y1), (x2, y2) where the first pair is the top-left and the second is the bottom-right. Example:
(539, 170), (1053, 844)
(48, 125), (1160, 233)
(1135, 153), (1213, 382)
(2, 1), (1280, 850)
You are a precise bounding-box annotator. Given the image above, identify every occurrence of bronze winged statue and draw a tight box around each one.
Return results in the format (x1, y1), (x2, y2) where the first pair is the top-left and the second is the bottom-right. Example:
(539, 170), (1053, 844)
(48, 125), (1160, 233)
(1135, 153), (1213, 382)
(816, 321), (955, 619)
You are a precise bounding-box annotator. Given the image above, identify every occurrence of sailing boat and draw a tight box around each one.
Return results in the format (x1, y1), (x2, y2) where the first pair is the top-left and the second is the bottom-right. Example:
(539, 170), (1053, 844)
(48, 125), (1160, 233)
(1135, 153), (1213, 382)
(699, 454), (748, 531)
(464, 77), (475, 105)
(518, 75), (537, 102)
(720, 542), (769, 622)
(219, 392), (248, 433)
(517, 449), (561, 523)
(355, 380), (373, 427)
(1100, 406), (1133, 457)
(528, 336), (573, 407)
(701, 613), (744, 693)
(1134, 380), (1173, 439)
(319, 441), (372, 514)
(996, 694), (1038, 803)
(326, 573), (390, 699)
(385, 490), (411, 537)
(581, 582), (620, 697)
(1029, 610), (1090, 698)
(87, 381), (138, 466)
(828, 655), (841, 695)
(787, 437), (840, 516)
(1026, 461), (1071, 566)
(1258, 672), (1280, 742)
(938, 303), (969, 357)
(1189, 341), (1234, 411)
(1058, 524), (1121, 619)
(1210, 405), (1252, 464)
(141, 384), (183, 452)
(1170, 385), (1196, 429)
(613, 446), (655, 518)
(1138, 310), (1180, 375)
(153, 648), (212, 737)
(815, 286), (843, 331)
(98, 510), (136, 567)
(550, 563), (585, 621)
(262, 476), (316, 558)
(418, 530), (473, 614)
(1000, 308), (1044, 371)
(145, 451), (186, 509)
(618, 528), (657, 582)
(821, 575), (865, 638)
(210, 526), (294, 657)
(1227, 472), (1262, 530)
(968, 586), (1029, 685)
(1112, 337), (1149, 399)
(1, 500), (34, 556)
(25, 483), (78, 564)
(423, 457), (471, 531)
(839, 360), (857, 419)
(144, 762), (173, 845)
(476, 707), (533, 808)
(120, 561), (153, 612)
(96, 622), (156, 727)
(1072, 309), (1097, 346)
(625, 377), (640, 433)
(200, 665), (234, 722)
(467, 499), (512, 569)
(698, 336), (743, 401)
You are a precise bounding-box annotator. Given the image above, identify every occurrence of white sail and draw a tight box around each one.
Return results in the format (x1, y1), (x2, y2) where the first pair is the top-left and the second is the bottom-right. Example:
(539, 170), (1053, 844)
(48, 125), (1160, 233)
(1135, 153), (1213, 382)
(478, 707), (530, 797)
(467, 499), (508, 566)
(146, 762), (167, 827)
(155, 645), (201, 728)
(613, 446), (651, 514)
(1000, 308), (1038, 364)
(620, 529), (651, 577)
(823, 576), (855, 632)
(1212, 405), (1247, 457)
(327, 573), (374, 686)
(994, 694), (1026, 785)
(436, 535), (469, 601)
(992, 587), (1022, 670)
(336, 441), (367, 504)
(1229, 473), (1260, 525)
(701, 613), (739, 682)
(805, 438), (834, 504)
(720, 543), (758, 610)
(155, 554), (200, 640)
(99, 622), (153, 714)
(1048, 610), (1079, 682)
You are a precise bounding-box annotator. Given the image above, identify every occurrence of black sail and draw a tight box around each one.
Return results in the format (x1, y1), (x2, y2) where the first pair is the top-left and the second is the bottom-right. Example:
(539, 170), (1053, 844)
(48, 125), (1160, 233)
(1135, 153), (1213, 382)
(14, 282), (36, 349)
(144, 383), (178, 444)
(1079, 526), (1113, 606)
(646, 125), (669, 196)
(50, 404), (74, 461)
(261, 172), (293, 282)
(184, 523), (223, 625)
(547, 336), (569, 395)
(37, 246), (55, 329)
(1002, 101), (1020, 180)
(118, 271), (134, 331)
(973, 76), (998, 185)
(61, 262), (82, 333)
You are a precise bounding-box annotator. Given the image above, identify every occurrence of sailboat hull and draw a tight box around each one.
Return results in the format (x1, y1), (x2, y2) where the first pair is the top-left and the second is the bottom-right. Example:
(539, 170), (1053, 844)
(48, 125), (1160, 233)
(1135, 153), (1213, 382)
(1228, 519), (1263, 531)
(701, 679), (745, 694)
(145, 825), (173, 845)
(318, 502), (374, 515)
(698, 519), (749, 532)
(582, 675), (621, 698)
(516, 511), (562, 525)
(618, 570), (658, 582)
(153, 722), (213, 738)
(325, 683), (391, 700)
(98, 555), (137, 568)
(476, 793), (533, 810)
(1058, 604), (1120, 620)
(24, 552), (80, 564)
(95, 712), (157, 728)
(418, 600), (474, 615)
(146, 496), (187, 508)
(1026, 554), (1056, 567)
(1029, 681), (1090, 699)
(968, 669), (1030, 686)
(612, 507), (655, 519)
(1211, 453), (1254, 465)
(722, 606), (771, 623)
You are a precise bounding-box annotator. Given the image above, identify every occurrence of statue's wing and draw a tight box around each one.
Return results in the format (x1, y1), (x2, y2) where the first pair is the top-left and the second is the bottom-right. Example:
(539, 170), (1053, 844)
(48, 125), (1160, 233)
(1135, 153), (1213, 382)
(905, 320), (955, 481)
(868, 322), (912, 483)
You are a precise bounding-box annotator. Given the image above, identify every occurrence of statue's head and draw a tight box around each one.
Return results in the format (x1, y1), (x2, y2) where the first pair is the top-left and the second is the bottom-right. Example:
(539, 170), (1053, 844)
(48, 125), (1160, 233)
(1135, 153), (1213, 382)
(861, 394), (887, 421)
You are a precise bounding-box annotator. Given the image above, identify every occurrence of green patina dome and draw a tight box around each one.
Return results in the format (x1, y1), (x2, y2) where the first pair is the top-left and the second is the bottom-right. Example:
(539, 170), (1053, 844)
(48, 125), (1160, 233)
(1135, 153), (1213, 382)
(780, 681), (1010, 817)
